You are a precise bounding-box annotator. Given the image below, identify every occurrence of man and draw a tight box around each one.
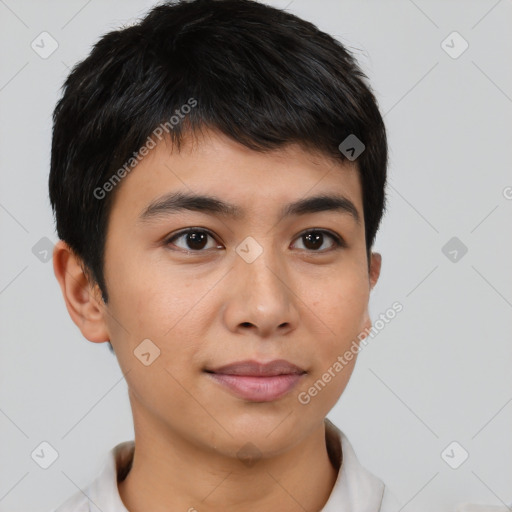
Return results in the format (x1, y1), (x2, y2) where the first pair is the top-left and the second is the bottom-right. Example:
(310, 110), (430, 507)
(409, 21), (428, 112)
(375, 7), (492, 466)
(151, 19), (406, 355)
(49, 1), (399, 509)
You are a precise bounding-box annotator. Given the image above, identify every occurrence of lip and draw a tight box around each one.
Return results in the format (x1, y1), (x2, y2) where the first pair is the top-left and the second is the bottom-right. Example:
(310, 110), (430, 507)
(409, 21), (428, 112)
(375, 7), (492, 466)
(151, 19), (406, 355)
(204, 359), (307, 402)
(205, 359), (306, 376)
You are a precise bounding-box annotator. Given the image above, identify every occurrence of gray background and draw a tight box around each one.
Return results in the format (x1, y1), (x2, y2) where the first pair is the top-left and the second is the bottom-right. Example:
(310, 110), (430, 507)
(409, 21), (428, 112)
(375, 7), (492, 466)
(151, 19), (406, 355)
(0, 0), (511, 511)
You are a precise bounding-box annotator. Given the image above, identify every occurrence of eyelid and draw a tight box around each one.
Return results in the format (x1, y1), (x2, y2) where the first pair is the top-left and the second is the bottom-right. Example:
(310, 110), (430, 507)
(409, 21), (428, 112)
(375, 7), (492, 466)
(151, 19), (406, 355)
(165, 227), (222, 250)
(164, 227), (345, 252)
(292, 228), (345, 250)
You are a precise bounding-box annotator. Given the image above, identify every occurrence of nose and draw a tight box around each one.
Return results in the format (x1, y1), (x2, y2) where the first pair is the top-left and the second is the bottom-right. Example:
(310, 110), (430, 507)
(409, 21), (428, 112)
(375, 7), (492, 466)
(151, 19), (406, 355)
(222, 244), (300, 338)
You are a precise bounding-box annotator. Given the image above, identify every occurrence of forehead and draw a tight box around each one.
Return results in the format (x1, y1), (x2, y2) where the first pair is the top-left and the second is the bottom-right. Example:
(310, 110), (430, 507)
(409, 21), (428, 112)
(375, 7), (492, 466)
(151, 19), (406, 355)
(108, 128), (364, 223)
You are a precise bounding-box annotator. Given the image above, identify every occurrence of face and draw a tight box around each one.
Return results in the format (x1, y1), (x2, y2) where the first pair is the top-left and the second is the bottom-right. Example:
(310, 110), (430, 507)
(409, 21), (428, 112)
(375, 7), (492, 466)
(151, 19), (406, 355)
(73, 128), (380, 459)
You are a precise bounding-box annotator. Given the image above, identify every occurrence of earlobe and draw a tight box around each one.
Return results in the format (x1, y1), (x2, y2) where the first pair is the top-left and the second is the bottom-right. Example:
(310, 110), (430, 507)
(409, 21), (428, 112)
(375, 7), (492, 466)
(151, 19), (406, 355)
(52, 240), (110, 343)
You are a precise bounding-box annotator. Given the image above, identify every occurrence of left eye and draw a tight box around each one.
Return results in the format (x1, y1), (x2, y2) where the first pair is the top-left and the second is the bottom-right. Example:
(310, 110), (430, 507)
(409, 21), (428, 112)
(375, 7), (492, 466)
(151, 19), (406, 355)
(292, 230), (343, 252)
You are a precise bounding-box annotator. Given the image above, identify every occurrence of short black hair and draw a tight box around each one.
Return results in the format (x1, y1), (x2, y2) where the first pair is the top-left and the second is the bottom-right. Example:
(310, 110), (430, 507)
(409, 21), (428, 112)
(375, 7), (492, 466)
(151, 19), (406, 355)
(49, 0), (388, 352)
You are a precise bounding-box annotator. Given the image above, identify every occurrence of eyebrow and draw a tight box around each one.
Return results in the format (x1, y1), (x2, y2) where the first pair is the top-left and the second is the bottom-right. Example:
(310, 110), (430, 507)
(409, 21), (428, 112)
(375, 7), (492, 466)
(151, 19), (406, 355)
(137, 191), (361, 225)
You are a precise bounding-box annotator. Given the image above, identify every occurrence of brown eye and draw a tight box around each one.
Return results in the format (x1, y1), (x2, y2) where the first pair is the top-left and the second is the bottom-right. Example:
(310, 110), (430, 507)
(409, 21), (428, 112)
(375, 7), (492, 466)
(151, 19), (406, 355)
(166, 229), (220, 252)
(292, 230), (344, 252)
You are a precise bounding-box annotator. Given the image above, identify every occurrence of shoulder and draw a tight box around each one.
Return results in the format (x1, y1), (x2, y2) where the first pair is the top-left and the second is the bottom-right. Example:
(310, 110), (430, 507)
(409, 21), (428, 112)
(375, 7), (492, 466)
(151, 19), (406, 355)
(48, 440), (134, 512)
(325, 418), (404, 511)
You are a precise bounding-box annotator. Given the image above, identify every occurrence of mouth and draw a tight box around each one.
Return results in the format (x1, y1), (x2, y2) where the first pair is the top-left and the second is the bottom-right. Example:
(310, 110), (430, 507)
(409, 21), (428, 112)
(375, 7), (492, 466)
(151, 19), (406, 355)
(204, 359), (307, 402)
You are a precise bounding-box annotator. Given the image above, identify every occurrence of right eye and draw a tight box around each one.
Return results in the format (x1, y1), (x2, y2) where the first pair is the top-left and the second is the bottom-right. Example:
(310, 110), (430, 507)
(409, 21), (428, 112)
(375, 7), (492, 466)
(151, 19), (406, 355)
(165, 228), (223, 252)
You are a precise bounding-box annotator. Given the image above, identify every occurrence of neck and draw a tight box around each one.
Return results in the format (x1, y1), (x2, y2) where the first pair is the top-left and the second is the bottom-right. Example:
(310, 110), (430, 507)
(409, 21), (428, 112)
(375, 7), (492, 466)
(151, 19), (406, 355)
(118, 415), (339, 512)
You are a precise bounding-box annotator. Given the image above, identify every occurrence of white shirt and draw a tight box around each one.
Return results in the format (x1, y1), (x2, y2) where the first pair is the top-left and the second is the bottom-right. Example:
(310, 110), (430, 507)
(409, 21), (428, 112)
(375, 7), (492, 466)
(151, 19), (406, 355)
(52, 418), (402, 512)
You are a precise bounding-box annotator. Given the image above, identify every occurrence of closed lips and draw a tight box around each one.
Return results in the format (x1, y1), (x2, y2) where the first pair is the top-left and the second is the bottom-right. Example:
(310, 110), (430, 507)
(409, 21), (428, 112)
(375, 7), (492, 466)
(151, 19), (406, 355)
(204, 359), (307, 376)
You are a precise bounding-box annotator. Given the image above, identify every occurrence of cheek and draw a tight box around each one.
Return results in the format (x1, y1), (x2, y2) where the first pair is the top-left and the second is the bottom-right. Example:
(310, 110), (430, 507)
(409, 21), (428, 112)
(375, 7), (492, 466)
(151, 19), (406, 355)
(300, 270), (369, 406)
(296, 343), (358, 417)
(307, 269), (370, 341)
(107, 250), (190, 332)
(104, 268), (211, 417)
(106, 256), (218, 371)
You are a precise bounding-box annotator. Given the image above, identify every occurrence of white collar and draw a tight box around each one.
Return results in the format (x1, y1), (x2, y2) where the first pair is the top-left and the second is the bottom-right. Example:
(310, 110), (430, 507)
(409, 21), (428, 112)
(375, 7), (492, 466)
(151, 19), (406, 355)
(54, 418), (389, 511)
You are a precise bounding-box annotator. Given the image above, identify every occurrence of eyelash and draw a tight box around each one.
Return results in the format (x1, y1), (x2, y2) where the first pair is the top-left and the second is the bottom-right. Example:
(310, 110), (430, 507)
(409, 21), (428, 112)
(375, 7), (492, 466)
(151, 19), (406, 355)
(164, 228), (345, 253)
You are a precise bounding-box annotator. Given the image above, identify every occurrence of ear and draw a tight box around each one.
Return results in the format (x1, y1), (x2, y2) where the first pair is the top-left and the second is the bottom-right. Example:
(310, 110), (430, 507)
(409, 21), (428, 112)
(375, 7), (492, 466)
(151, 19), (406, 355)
(52, 240), (110, 343)
(358, 251), (382, 338)
(368, 251), (382, 291)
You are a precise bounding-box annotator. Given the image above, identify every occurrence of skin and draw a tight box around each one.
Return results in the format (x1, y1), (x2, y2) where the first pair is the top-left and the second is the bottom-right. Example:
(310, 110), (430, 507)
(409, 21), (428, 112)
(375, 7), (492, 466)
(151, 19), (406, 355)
(53, 127), (381, 512)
